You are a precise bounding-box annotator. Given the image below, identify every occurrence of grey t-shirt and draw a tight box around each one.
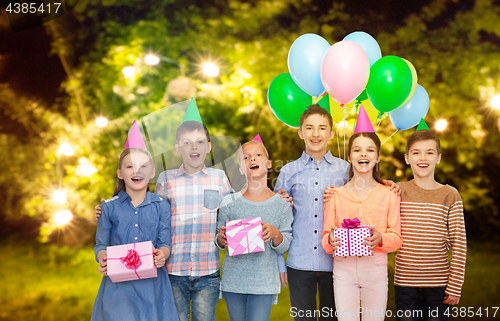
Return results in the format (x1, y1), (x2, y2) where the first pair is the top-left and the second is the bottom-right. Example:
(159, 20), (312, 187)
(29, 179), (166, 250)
(216, 193), (293, 298)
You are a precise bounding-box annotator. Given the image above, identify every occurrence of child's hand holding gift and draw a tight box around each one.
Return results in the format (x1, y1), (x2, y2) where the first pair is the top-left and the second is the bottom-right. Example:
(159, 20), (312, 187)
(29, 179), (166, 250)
(153, 247), (170, 268)
(98, 251), (108, 276)
(329, 227), (342, 253)
(363, 226), (382, 251)
(261, 222), (283, 246)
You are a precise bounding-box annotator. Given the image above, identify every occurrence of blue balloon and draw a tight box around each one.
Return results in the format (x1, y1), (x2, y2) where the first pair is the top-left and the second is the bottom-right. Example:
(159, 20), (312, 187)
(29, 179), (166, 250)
(343, 31), (382, 67)
(288, 34), (330, 97)
(389, 84), (430, 131)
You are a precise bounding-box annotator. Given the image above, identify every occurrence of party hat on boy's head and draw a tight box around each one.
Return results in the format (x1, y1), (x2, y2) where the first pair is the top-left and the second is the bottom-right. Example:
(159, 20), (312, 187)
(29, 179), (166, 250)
(416, 118), (430, 131)
(251, 134), (264, 145)
(181, 98), (203, 123)
(123, 120), (147, 150)
(353, 104), (375, 134)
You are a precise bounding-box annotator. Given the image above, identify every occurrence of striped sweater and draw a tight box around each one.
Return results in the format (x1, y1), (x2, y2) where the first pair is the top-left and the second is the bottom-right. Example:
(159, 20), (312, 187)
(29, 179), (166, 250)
(394, 180), (466, 297)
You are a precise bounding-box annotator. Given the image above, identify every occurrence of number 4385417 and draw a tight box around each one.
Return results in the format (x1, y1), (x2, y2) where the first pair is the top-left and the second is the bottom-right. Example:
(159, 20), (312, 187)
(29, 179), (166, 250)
(444, 307), (498, 318)
(6, 2), (61, 14)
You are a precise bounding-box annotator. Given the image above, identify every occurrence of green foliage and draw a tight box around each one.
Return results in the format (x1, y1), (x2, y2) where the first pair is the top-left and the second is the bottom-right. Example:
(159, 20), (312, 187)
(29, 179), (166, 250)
(2, 0), (500, 242)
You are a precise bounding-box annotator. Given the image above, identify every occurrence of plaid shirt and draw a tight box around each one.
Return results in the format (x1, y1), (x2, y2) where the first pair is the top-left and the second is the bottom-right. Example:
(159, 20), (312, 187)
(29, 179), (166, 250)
(155, 164), (231, 276)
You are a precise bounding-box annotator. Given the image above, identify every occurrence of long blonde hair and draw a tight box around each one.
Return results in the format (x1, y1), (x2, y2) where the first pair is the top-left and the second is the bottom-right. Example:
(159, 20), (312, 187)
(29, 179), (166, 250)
(113, 148), (154, 196)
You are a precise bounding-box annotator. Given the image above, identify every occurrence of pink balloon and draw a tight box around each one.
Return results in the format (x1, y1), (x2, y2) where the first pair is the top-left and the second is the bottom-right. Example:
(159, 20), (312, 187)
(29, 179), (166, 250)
(320, 40), (370, 105)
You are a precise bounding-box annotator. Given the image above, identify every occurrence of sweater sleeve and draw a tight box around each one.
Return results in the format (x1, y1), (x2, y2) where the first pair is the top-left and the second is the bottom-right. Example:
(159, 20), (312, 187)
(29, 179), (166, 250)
(377, 189), (403, 253)
(322, 190), (337, 255)
(445, 193), (467, 297)
(270, 201), (293, 254)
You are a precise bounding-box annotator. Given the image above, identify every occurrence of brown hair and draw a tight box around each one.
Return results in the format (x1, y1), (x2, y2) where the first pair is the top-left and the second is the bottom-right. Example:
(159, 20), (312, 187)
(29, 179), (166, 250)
(299, 104), (333, 129)
(348, 132), (383, 184)
(113, 148), (154, 196)
(406, 130), (441, 154)
(175, 121), (210, 143)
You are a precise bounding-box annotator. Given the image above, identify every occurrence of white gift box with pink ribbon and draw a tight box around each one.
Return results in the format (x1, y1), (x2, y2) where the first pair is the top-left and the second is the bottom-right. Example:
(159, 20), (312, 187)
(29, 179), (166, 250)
(226, 217), (265, 256)
(106, 241), (157, 283)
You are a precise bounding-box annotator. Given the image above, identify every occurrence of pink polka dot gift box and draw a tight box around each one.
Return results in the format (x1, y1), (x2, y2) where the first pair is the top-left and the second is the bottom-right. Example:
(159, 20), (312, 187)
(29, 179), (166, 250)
(334, 218), (374, 257)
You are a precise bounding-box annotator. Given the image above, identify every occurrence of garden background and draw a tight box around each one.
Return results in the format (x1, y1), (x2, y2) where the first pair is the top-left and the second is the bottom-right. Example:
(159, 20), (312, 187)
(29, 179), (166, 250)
(1, 0), (500, 320)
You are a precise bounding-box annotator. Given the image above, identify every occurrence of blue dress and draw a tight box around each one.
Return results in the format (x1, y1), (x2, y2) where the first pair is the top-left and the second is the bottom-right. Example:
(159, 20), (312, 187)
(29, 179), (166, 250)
(91, 190), (179, 321)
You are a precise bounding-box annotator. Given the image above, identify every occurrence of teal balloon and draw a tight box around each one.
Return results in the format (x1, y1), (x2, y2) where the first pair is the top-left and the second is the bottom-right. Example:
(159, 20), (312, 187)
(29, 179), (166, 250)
(389, 84), (429, 131)
(366, 55), (413, 113)
(268, 73), (312, 128)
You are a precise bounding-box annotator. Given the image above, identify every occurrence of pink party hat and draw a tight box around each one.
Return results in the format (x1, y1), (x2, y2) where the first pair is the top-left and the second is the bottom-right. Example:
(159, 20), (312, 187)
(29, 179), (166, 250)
(251, 134), (264, 145)
(123, 120), (147, 150)
(354, 104), (375, 134)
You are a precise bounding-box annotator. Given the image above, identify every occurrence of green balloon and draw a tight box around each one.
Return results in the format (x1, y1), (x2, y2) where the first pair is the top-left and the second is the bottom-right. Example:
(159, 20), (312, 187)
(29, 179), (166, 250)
(267, 73), (312, 128)
(366, 56), (412, 113)
(317, 94), (331, 114)
(356, 89), (368, 101)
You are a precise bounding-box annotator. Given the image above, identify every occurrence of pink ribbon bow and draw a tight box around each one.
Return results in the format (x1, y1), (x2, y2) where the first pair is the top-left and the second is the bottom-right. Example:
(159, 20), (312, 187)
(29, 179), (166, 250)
(341, 217), (361, 229)
(120, 249), (142, 270)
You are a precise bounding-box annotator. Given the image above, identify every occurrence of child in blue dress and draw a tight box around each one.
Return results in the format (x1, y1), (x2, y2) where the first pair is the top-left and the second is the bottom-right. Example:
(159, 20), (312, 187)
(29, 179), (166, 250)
(216, 136), (293, 321)
(91, 121), (179, 321)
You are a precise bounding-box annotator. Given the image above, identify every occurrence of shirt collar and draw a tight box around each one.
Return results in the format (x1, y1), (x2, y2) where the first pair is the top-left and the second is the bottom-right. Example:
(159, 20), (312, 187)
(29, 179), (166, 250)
(300, 150), (334, 165)
(176, 163), (209, 178)
(118, 189), (162, 206)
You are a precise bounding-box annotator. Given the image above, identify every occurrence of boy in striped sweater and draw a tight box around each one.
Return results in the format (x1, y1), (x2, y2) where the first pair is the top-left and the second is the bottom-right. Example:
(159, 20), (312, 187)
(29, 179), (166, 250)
(394, 126), (466, 321)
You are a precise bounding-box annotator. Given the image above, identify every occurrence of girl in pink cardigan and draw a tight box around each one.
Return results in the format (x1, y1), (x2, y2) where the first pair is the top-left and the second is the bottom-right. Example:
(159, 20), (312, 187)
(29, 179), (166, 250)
(322, 132), (402, 321)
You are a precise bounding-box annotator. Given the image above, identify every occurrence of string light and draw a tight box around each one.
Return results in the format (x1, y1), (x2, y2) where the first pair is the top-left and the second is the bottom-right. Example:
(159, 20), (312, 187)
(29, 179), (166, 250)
(435, 119), (447, 131)
(144, 54), (160, 66)
(59, 143), (74, 156)
(95, 117), (108, 128)
(122, 66), (136, 80)
(54, 210), (73, 226)
(491, 95), (500, 110)
(202, 63), (219, 77)
(76, 157), (97, 177)
(51, 190), (67, 204)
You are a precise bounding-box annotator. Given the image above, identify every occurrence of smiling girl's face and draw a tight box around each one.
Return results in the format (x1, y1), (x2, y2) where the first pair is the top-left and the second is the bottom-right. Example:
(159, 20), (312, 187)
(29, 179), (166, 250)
(348, 136), (380, 175)
(117, 150), (155, 192)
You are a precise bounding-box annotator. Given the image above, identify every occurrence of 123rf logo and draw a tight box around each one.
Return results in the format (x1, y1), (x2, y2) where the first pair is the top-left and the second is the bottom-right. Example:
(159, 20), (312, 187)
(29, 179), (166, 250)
(2, 0), (78, 32)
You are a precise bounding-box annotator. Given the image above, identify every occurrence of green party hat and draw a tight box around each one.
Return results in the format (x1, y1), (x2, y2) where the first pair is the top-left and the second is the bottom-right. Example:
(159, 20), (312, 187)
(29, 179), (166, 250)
(181, 98), (203, 123)
(416, 118), (430, 131)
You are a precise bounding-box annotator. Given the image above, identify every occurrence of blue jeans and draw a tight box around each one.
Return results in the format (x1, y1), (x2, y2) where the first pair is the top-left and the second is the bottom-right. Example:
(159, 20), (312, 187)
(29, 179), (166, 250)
(169, 270), (220, 321)
(287, 267), (337, 321)
(223, 292), (273, 321)
(395, 286), (449, 321)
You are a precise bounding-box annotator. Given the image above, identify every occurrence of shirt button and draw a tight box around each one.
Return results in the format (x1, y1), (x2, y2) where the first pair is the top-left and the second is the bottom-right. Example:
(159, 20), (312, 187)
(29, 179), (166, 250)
(317, 168), (319, 170)
(314, 230), (317, 234)
(194, 218), (196, 221)
(135, 224), (138, 227)
(315, 182), (318, 185)
(315, 198), (318, 201)
(310, 157), (313, 161)
(359, 201), (362, 204)
(135, 237), (137, 240)
(315, 215), (318, 218)
(135, 211), (138, 214)
(191, 255), (194, 258)
(314, 246), (317, 250)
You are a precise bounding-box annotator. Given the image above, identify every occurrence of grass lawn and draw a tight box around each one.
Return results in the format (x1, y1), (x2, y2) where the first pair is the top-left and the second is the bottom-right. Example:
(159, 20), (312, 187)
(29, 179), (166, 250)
(0, 240), (498, 321)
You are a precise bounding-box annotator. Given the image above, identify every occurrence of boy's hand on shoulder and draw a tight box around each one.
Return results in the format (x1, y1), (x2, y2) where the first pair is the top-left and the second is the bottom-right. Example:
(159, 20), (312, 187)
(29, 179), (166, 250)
(277, 189), (293, 208)
(323, 185), (334, 202)
(443, 294), (460, 305)
(261, 222), (280, 242)
(95, 198), (105, 220)
(217, 226), (227, 248)
(98, 253), (108, 276)
(383, 180), (400, 195)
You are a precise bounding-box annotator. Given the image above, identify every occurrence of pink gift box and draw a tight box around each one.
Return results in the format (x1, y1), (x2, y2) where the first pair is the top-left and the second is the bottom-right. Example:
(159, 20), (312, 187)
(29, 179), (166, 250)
(334, 223), (374, 257)
(226, 217), (265, 256)
(107, 241), (157, 283)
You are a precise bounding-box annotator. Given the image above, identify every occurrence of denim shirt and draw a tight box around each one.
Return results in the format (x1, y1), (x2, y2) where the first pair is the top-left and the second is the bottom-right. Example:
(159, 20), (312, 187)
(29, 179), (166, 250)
(94, 190), (172, 261)
(275, 150), (349, 272)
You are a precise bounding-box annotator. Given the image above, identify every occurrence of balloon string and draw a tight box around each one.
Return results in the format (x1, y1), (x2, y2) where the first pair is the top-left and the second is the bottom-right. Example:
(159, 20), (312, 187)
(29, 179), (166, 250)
(336, 127), (340, 159)
(375, 112), (384, 133)
(341, 104), (347, 114)
(375, 119), (382, 133)
(381, 130), (398, 146)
